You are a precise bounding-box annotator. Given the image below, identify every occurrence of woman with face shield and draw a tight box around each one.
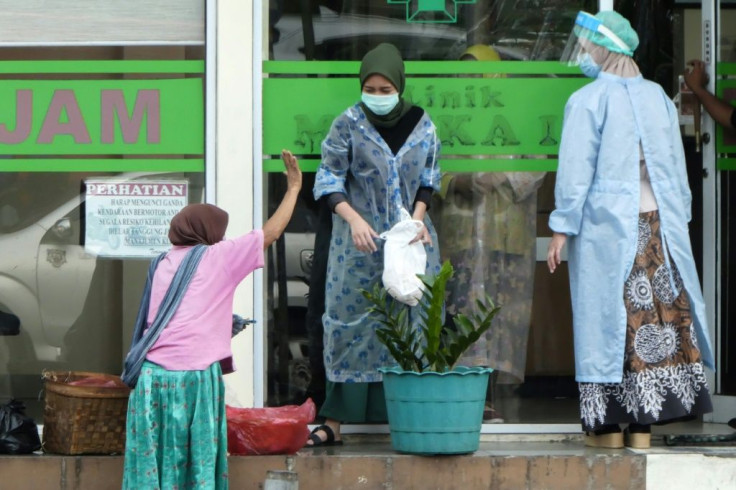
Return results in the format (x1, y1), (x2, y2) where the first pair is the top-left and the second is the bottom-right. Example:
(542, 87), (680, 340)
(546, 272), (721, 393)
(547, 10), (714, 449)
(306, 43), (442, 447)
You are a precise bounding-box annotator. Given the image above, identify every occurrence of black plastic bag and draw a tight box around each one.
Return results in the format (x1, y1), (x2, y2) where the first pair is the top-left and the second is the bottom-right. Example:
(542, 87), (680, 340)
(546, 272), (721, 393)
(0, 399), (41, 454)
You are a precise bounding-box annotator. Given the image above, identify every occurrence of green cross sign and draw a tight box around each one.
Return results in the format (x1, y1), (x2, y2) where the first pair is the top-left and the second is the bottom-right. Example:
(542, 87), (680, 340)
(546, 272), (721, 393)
(388, 0), (477, 24)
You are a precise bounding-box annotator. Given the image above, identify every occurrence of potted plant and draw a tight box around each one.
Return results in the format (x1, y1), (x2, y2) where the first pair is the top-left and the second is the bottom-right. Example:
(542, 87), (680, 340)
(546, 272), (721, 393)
(361, 260), (500, 455)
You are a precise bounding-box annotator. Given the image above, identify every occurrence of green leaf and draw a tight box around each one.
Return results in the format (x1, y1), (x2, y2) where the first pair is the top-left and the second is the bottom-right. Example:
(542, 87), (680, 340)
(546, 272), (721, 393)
(360, 262), (502, 373)
(453, 315), (474, 336)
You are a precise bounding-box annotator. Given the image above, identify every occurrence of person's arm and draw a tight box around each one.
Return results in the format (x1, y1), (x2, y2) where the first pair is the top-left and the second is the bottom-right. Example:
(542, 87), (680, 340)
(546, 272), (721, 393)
(684, 59), (735, 130)
(419, 124), (442, 192)
(407, 200), (432, 245)
(546, 94), (600, 273)
(262, 149), (302, 249)
(413, 186), (433, 210)
(334, 201), (380, 253)
(548, 95), (599, 237)
(409, 122), (442, 245)
(546, 232), (567, 273)
(315, 115), (380, 254)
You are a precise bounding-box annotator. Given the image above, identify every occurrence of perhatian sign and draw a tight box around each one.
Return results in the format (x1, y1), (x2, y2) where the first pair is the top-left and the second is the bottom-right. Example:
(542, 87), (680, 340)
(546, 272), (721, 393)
(85, 179), (188, 257)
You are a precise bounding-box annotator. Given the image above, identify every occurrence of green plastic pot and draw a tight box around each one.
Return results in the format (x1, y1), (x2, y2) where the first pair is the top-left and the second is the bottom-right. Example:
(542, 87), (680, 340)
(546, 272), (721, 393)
(378, 365), (492, 455)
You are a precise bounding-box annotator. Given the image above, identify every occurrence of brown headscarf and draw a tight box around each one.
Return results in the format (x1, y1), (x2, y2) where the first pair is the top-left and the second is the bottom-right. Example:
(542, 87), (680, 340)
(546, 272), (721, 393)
(168, 203), (229, 246)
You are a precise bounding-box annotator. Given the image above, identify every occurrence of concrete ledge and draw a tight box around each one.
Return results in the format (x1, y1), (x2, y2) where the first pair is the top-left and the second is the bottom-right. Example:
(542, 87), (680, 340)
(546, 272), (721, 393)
(229, 453), (646, 490)
(1, 442), (648, 490)
(0, 454), (123, 490)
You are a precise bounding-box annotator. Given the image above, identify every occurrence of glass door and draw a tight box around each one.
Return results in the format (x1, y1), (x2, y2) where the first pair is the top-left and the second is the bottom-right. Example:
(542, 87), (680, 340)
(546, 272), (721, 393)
(262, 0), (597, 430)
(259, 0), (736, 430)
(711, 0), (736, 423)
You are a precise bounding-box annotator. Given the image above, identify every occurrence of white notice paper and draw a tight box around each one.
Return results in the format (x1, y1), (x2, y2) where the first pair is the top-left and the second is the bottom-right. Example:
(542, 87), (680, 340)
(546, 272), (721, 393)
(85, 179), (188, 257)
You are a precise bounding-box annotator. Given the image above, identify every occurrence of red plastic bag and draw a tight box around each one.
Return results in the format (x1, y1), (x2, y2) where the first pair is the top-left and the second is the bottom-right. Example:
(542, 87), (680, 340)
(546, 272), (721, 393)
(226, 398), (316, 455)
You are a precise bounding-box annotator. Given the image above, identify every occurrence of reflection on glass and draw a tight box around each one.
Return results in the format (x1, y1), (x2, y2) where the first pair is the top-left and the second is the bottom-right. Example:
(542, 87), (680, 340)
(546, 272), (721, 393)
(269, 0), (595, 62)
(0, 41), (206, 420)
(0, 172), (117, 417)
(721, 6), (736, 62)
(264, 1), (597, 426)
(0, 170), (204, 420)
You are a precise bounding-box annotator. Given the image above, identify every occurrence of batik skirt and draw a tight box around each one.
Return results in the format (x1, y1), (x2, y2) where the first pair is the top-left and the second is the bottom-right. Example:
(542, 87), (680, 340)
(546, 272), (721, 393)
(579, 211), (712, 432)
(122, 361), (229, 490)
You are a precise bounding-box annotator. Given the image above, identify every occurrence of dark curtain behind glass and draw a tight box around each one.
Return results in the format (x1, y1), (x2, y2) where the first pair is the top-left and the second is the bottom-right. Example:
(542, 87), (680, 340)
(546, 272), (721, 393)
(616, 0), (675, 96)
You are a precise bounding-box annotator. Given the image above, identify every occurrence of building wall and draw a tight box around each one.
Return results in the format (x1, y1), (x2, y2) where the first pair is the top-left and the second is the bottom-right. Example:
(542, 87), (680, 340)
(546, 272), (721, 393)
(216, 0), (259, 408)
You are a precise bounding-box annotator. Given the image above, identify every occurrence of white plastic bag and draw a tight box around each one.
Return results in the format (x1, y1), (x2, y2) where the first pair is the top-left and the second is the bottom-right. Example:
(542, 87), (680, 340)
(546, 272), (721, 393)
(380, 215), (426, 307)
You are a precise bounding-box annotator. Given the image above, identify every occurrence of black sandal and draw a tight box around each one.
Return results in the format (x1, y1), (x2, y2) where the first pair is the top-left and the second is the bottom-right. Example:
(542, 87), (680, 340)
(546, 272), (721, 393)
(304, 424), (343, 447)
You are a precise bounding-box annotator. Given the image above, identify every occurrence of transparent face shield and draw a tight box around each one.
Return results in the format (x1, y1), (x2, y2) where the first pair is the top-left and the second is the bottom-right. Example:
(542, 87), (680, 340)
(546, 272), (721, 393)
(560, 11), (632, 66)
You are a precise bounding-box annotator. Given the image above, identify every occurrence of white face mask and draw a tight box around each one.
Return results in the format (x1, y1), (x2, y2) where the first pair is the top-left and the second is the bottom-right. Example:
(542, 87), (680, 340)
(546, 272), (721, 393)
(361, 93), (399, 115)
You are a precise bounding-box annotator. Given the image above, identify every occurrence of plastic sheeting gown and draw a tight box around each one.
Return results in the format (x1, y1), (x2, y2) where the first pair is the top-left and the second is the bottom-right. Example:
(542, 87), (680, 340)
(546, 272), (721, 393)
(435, 44), (545, 383)
(314, 105), (441, 383)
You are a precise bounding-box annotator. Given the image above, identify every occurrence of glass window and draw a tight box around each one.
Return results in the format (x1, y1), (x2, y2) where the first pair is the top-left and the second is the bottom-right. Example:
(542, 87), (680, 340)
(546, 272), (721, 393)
(717, 2), (736, 396)
(0, 0), (204, 44)
(0, 44), (205, 421)
(263, 1), (711, 428)
(263, 1), (597, 425)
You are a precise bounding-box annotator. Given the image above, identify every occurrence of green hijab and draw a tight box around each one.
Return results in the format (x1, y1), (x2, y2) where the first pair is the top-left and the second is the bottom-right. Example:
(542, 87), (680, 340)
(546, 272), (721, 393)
(359, 43), (414, 128)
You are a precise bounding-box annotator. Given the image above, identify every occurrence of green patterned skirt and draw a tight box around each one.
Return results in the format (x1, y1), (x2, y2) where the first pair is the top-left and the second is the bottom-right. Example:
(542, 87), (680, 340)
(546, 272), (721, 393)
(122, 361), (228, 490)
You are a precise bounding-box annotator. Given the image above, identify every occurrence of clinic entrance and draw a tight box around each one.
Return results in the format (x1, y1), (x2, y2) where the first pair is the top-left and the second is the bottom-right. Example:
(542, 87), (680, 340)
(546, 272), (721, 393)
(707, 0), (736, 422)
(258, 0), (736, 430)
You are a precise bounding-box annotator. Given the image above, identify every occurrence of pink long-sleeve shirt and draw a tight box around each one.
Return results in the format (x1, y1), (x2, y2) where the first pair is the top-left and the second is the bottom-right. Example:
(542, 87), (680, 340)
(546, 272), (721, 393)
(145, 229), (264, 371)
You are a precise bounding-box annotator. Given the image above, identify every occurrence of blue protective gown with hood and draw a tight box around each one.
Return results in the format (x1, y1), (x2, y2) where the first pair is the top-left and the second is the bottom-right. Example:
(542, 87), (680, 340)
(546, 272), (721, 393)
(314, 104), (442, 383)
(549, 71), (715, 383)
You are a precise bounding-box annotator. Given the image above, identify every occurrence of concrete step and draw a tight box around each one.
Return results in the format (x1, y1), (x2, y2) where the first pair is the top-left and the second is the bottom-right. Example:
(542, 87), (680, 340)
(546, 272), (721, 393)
(1, 440), (647, 490)
(2, 436), (736, 489)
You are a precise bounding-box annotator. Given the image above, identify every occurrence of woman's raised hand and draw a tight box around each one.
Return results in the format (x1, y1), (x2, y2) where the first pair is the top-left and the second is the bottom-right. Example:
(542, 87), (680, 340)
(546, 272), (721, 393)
(281, 149), (302, 192)
(262, 150), (303, 249)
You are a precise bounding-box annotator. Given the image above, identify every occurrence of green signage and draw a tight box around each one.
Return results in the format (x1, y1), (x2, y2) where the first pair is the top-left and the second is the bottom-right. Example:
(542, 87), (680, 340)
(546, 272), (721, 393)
(716, 63), (736, 170)
(0, 60), (205, 172)
(0, 79), (203, 155)
(263, 61), (587, 172)
(0, 158), (204, 173)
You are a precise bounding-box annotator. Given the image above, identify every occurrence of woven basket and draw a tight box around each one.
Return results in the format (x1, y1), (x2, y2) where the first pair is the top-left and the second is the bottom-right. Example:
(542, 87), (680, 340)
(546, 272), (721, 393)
(42, 371), (131, 455)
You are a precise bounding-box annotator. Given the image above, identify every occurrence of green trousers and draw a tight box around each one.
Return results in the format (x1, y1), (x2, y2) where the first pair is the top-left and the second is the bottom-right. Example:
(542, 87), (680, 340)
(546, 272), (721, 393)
(319, 380), (388, 423)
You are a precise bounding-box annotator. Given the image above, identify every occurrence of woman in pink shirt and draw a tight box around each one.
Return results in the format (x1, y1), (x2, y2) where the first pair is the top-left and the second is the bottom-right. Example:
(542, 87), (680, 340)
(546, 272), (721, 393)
(122, 150), (301, 490)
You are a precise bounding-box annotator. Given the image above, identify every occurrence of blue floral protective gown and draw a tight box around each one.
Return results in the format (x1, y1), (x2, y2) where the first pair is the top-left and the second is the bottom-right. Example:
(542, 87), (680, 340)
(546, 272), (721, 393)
(314, 104), (442, 383)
